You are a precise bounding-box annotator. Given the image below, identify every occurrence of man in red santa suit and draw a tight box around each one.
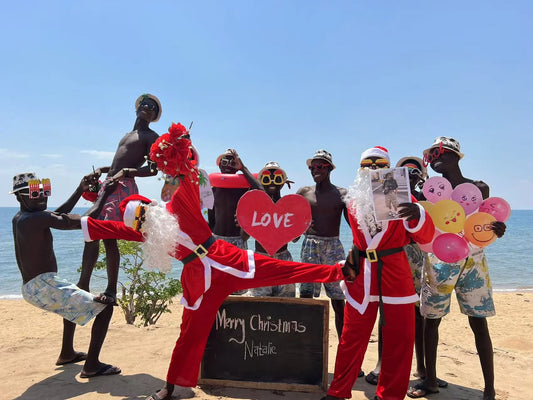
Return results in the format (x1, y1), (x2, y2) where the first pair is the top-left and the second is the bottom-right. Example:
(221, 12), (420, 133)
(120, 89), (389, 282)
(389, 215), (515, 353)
(323, 146), (435, 400)
(79, 123), (357, 400)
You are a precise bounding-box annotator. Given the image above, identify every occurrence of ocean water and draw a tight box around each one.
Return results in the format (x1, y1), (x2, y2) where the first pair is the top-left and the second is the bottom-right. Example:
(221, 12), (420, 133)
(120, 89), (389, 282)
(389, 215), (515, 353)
(1, 207), (532, 298)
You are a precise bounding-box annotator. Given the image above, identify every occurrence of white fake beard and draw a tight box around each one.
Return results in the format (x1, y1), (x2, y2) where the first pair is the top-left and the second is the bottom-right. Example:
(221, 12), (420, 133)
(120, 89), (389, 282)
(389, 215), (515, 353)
(140, 203), (180, 273)
(344, 168), (382, 236)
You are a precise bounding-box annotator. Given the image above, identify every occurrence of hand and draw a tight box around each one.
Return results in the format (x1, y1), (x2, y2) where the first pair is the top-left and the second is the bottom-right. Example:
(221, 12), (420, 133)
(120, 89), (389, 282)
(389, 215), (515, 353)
(341, 246), (359, 282)
(103, 179), (118, 193)
(81, 173), (99, 192)
(228, 149), (244, 170)
(491, 221), (506, 238)
(398, 202), (420, 221)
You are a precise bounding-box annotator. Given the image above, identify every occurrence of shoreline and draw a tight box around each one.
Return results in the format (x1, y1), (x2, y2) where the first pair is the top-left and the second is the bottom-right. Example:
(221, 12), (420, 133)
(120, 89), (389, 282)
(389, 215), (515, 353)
(2, 286), (533, 300)
(2, 292), (532, 400)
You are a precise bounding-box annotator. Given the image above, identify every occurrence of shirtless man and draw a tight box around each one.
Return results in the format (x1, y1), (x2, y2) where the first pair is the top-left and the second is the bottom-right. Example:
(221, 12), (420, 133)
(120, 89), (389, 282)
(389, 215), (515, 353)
(408, 137), (506, 400)
(79, 94), (161, 304)
(11, 172), (120, 378)
(296, 149), (348, 339)
(208, 149), (262, 247)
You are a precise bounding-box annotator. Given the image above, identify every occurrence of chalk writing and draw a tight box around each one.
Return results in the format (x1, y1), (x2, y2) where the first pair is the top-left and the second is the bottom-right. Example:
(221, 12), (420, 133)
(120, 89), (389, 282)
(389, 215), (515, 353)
(215, 308), (245, 344)
(244, 341), (277, 360)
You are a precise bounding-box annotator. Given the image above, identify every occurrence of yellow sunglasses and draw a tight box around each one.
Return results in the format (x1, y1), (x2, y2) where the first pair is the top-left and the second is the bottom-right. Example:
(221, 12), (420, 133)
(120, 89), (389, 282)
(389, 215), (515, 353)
(360, 158), (389, 169)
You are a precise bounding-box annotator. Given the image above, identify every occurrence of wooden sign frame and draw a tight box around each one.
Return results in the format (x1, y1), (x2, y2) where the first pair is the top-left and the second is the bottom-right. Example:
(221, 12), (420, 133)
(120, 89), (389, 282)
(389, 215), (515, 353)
(199, 296), (329, 392)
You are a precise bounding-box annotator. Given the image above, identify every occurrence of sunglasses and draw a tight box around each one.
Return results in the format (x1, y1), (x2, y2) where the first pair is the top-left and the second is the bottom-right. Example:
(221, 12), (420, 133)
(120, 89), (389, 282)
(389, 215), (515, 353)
(19, 179), (51, 198)
(260, 170), (285, 186)
(219, 158), (236, 167)
(138, 101), (158, 111)
(360, 158), (389, 169)
(409, 168), (422, 177)
(308, 163), (330, 171)
(423, 143), (444, 166)
(132, 205), (147, 232)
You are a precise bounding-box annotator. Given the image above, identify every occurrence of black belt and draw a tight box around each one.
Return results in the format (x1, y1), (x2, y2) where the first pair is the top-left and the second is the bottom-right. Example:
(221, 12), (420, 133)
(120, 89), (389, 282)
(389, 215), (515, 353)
(356, 246), (405, 327)
(181, 236), (216, 265)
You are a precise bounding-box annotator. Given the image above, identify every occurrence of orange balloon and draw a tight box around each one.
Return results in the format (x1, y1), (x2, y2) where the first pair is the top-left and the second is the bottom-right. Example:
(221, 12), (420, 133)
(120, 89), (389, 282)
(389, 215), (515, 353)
(464, 212), (497, 247)
(430, 199), (466, 234)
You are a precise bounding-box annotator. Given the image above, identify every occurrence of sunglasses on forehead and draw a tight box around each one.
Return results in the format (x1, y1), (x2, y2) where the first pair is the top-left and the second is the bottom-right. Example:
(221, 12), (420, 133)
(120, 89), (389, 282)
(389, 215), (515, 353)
(19, 178), (52, 198)
(360, 158), (389, 169)
(260, 170), (285, 186)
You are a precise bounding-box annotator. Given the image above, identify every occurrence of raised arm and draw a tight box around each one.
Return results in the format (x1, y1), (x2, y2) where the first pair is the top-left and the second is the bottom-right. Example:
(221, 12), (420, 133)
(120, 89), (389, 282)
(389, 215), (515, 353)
(230, 149), (262, 190)
(54, 172), (100, 214)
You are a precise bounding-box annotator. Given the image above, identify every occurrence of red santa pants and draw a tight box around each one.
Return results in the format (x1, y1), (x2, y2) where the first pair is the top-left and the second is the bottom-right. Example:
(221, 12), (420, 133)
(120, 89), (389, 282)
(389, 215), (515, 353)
(327, 301), (415, 400)
(166, 253), (343, 387)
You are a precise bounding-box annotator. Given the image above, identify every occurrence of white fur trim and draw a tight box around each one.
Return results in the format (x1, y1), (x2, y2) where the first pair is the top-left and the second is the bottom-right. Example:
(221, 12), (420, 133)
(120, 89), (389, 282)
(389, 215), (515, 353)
(403, 203), (426, 233)
(180, 294), (204, 310)
(81, 216), (92, 242)
(207, 250), (256, 279)
(123, 200), (141, 228)
(360, 147), (390, 163)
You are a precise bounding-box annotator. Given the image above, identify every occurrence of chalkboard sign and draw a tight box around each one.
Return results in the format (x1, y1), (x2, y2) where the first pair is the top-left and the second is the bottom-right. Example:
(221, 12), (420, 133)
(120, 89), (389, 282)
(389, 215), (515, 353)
(199, 296), (329, 392)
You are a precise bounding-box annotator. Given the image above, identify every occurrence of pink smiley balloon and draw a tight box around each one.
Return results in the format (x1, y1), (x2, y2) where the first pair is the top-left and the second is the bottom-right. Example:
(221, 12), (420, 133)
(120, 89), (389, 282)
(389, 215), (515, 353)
(423, 177), (453, 204)
(479, 197), (511, 222)
(451, 183), (483, 215)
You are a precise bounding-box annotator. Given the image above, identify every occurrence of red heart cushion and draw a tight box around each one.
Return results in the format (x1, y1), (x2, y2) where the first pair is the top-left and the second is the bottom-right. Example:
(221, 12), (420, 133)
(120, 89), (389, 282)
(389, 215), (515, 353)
(236, 190), (311, 256)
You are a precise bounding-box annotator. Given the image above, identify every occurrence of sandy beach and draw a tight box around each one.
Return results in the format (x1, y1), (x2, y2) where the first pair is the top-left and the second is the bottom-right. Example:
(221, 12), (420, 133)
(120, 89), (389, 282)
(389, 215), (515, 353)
(2, 292), (532, 400)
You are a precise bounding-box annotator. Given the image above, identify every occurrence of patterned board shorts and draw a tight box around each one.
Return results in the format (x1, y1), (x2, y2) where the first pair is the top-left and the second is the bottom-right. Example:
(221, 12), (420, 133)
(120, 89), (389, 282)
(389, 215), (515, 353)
(420, 249), (495, 319)
(22, 272), (106, 326)
(299, 235), (345, 300)
(250, 249), (295, 297)
(404, 242), (426, 297)
(214, 235), (248, 294)
(97, 178), (139, 221)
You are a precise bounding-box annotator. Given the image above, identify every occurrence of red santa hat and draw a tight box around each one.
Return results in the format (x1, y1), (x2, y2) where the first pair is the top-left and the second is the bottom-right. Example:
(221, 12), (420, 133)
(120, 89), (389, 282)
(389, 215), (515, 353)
(360, 146), (390, 163)
(119, 194), (153, 229)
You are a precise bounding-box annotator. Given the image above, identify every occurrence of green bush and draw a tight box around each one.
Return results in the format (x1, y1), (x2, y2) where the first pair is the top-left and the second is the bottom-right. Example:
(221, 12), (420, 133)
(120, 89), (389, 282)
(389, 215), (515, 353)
(93, 240), (182, 326)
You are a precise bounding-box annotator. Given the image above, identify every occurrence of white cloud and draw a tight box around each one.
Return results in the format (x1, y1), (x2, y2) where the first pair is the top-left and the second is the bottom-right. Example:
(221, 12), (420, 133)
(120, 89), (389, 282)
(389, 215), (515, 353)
(0, 148), (29, 159)
(43, 154), (63, 159)
(80, 150), (115, 159)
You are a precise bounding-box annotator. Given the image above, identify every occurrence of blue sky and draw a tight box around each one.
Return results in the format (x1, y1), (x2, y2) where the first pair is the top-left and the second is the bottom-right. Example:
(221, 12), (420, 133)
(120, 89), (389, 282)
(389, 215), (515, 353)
(2, 1), (532, 209)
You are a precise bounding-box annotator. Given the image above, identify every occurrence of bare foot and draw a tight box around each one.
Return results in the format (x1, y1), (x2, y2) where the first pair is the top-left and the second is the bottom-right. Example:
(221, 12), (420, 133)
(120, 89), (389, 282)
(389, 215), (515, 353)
(56, 351), (87, 366)
(94, 291), (118, 306)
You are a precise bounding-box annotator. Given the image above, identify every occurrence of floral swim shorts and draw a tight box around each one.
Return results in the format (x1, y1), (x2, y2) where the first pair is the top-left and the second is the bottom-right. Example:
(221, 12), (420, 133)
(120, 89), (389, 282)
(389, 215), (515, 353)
(299, 235), (345, 300)
(420, 249), (495, 319)
(22, 272), (106, 326)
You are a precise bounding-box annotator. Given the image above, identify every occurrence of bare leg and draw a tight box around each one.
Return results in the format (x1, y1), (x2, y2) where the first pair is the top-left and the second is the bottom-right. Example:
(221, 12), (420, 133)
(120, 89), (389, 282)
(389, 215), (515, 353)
(56, 319), (87, 365)
(469, 316), (495, 400)
(93, 239), (120, 305)
(78, 240), (100, 291)
(81, 304), (120, 376)
(146, 382), (174, 400)
(422, 317), (441, 392)
(102, 239), (120, 295)
(330, 298), (345, 339)
(414, 305), (426, 377)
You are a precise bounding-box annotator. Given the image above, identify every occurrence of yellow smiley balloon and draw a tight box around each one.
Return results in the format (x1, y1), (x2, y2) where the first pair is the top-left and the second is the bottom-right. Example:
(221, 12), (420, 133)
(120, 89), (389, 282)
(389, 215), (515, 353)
(430, 199), (466, 234)
(464, 212), (497, 247)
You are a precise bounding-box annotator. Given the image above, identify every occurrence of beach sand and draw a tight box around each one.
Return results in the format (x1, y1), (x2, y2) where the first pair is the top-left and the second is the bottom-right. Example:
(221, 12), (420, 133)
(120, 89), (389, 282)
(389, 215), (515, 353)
(1, 292), (532, 400)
